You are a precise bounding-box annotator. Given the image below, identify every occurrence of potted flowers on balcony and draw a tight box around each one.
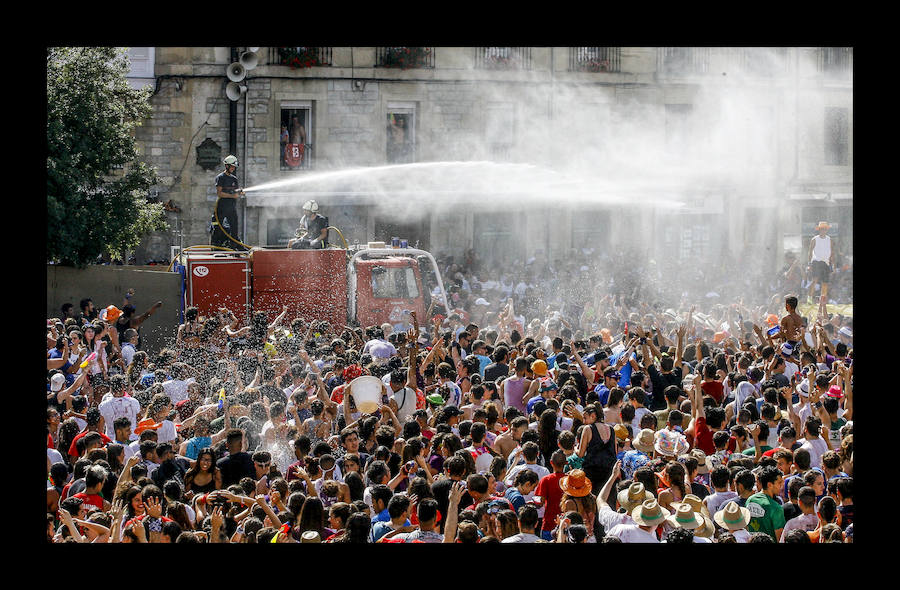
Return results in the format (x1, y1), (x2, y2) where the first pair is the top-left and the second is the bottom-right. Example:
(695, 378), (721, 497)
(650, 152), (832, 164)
(278, 47), (323, 69)
(581, 58), (611, 73)
(381, 47), (431, 69)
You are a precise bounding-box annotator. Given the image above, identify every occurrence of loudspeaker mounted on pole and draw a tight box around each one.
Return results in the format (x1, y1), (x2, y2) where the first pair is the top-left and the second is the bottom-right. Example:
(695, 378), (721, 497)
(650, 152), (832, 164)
(226, 62), (246, 82)
(226, 81), (248, 101)
(240, 49), (259, 70)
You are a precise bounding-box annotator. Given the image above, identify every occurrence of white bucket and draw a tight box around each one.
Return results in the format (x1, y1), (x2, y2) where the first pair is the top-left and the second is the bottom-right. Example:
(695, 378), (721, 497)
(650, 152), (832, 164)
(349, 375), (384, 414)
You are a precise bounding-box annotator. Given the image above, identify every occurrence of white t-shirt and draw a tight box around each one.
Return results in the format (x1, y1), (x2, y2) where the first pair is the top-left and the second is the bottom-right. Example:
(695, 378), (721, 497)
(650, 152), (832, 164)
(391, 386), (418, 422)
(732, 528), (752, 543)
(155, 420), (178, 445)
(799, 437), (829, 469)
(162, 378), (196, 404)
(606, 523), (660, 543)
(598, 502), (633, 532)
(631, 407), (652, 434)
(98, 395), (142, 441)
(48, 447), (65, 466)
(504, 463), (550, 487)
(501, 532), (542, 543)
(121, 343), (136, 368)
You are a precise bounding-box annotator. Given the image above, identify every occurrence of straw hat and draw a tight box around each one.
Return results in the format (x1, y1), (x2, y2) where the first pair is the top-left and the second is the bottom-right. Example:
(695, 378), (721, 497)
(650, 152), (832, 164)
(560, 469), (593, 498)
(618, 482), (655, 512)
(617, 482), (655, 513)
(689, 449), (709, 474)
(666, 503), (705, 530)
(300, 531), (321, 543)
(631, 499), (670, 527)
(654, 429), (689, 457)
(671, 494), (704, 516)
(671, 494), (715, 532)
(613, 424), (630, 441)
(815, 221), (831, 230)
(713, 501), (751, 531)
(632, 428), (656, 454)
(693, 514), (715, 538)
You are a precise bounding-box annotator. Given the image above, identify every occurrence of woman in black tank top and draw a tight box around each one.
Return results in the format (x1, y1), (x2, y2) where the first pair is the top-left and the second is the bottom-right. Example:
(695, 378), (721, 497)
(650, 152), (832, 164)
(579, 406), (617, 503)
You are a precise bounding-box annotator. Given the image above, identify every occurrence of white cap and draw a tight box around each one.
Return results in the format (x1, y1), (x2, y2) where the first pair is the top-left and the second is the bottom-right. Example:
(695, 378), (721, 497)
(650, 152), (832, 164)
(796, 379), (809, 397)
(474, 298), (490, 306)
(50, 373), (66, 392)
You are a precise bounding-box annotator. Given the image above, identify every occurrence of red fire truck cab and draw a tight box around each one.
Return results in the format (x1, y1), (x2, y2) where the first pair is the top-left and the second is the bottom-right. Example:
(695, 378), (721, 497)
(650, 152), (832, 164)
(177, 244), (449, 329)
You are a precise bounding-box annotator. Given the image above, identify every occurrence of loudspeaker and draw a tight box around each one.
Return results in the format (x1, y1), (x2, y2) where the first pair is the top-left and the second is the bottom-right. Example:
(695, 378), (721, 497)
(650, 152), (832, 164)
(226, 62), (246, 82)
(226, 82), (248, 101)
(240, 50), (258, 71)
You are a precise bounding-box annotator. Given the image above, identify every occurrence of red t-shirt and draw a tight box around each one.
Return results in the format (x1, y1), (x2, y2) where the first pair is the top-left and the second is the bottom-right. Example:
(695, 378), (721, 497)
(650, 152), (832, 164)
(694, 416), (716, 456)
(535, 472), (566, 532)
(701, 381), (725, 404)
(73, 492), (105, 513)
(68, 430), (112, 457)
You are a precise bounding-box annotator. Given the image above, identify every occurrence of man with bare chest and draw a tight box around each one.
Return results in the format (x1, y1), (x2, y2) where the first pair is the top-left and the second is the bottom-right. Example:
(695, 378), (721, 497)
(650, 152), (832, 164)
(780, 295), (804, 346)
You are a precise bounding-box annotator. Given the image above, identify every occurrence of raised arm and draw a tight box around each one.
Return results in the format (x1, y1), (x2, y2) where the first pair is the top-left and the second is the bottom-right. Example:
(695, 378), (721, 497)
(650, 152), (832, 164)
(570, 341), (596, 383)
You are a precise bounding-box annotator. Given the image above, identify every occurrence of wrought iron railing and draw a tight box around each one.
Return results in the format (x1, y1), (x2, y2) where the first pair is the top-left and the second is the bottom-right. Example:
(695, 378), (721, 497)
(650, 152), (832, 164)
(658, 47), (711, 75)
(475, 47), (533, 70)
(725, 47), (789, 76)
(569, 47), (621, 73)
(376, 47), (434, 69)
(269, 47), (332, 68)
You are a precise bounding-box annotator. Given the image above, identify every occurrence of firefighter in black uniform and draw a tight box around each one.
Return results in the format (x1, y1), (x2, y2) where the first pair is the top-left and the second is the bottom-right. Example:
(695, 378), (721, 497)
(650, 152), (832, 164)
(211, 155), (247, 250)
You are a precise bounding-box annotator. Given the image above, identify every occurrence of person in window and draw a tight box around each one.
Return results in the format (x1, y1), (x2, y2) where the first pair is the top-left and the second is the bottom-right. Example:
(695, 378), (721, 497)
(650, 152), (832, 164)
(288, 200), (328, 249)
(388, 114), (410, 163)
(284, 114), (307, 169)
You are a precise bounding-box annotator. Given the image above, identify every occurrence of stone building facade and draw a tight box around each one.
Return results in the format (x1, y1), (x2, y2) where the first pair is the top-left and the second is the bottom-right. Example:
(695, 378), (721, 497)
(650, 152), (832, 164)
(126, 47), (852, 271)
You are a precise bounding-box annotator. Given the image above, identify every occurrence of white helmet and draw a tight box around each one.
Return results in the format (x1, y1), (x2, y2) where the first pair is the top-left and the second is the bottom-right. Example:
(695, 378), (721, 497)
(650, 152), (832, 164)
(223, 155), (239, 167)
(303, 200), (319, 213)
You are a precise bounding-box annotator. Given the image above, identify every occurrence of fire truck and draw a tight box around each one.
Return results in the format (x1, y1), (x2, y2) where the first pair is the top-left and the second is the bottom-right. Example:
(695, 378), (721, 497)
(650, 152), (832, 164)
(173, 241), (450, 327)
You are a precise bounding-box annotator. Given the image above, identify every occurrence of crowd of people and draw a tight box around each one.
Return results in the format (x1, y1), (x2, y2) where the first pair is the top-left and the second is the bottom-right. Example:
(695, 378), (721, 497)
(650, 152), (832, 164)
(46, 243), (853, 544)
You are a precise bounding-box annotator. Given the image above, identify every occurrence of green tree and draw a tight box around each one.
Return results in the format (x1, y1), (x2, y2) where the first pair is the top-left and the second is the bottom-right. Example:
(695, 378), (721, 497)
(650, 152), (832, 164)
(47, 47), (167, 266)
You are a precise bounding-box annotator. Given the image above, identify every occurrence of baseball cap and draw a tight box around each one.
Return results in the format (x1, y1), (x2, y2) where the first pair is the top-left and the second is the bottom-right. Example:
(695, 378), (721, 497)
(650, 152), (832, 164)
(50, 373), (66, 392)
(781, 342), (795, 356)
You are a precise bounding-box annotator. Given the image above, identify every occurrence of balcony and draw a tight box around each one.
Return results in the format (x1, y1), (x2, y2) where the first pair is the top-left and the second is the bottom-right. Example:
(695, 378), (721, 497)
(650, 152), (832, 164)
(725, 47), (789, 77)
(818, 47), (852, 81)
(269, 47), (332, 68)
(376, 47), (434, 69)
(475, 47), (533, 70)
(658, 47), (711, 76)
(569, 47), (621, 73)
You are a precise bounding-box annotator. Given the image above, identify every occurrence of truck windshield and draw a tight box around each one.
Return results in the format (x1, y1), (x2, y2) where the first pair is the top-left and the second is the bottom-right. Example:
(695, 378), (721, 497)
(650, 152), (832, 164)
(371, 266), (419, 299)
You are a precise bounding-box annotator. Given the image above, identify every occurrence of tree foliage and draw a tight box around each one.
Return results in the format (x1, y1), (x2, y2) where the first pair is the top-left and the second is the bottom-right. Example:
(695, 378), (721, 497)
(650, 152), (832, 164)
(47, 47), (167, 266)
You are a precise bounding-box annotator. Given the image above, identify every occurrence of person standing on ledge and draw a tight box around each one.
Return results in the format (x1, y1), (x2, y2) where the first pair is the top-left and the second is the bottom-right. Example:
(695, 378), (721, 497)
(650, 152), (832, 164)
(211, 155), (246, 250)
(807, 221), (835, 305)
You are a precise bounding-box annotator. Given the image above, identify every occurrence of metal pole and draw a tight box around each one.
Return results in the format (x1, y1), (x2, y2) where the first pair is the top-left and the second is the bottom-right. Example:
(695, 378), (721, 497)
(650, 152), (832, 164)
(244, 77), (249, 244)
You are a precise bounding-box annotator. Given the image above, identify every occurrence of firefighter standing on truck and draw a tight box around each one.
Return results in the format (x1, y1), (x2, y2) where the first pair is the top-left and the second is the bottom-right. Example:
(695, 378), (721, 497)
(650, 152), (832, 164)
(288, 200), (328, 249)
(211, 155), (247, 250)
